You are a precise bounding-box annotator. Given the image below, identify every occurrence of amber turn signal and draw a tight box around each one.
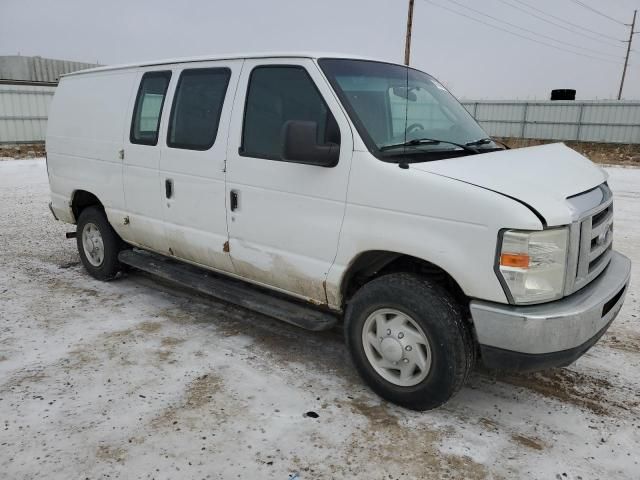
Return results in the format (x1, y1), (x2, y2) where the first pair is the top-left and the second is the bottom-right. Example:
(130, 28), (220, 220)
(500, 253), (530, 268)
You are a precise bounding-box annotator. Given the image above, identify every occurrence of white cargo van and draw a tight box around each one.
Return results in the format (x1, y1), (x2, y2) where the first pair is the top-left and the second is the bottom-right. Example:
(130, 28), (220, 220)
(46, 53), (631, 410)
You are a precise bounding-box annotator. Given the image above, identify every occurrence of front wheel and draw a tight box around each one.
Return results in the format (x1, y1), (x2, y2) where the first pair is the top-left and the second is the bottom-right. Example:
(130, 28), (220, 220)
(344, 273), (474, 411)
(76, 206), (123, 281)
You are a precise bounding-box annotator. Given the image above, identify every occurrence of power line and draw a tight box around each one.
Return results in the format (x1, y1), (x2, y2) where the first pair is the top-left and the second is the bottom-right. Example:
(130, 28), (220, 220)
(504, 0), (625, 44)
(423, 0), (625, 65)
(569, 0), (628, 26)
(444, 0), (625, 60)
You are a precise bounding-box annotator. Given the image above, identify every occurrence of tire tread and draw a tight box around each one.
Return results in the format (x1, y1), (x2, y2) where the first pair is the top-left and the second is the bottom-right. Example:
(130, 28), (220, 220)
(344, 272), (473, 410)
(76, 206), (122, 281)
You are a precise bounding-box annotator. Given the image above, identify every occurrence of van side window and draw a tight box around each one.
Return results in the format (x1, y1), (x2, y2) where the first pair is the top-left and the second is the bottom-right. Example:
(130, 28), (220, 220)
(241, 66), (340, 161)
(130, 71), (171, 145)
(167, 68), (231, 150)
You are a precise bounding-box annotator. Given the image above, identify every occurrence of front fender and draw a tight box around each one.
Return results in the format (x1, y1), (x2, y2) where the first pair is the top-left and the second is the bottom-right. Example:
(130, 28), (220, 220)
(325, 151), (543, 309)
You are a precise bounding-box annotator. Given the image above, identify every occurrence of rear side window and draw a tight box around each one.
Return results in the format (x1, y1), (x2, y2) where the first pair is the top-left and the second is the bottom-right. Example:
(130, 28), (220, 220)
(167, 68), (231, 150)
(241, 66), (340, 160)
(130, 71), (171, 145)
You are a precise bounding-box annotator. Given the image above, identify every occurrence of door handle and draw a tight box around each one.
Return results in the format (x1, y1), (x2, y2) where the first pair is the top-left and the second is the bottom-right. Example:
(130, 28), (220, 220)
(165, 179), (173, 199)
(230, 190), (239, 211)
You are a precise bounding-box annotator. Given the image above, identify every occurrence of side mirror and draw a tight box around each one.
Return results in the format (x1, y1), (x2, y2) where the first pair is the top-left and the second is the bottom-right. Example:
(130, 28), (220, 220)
(280, 120), (339, 167)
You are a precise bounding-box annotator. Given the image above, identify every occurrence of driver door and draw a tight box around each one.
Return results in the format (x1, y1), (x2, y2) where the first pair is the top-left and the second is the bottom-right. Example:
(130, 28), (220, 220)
(224, 58), (353, 303)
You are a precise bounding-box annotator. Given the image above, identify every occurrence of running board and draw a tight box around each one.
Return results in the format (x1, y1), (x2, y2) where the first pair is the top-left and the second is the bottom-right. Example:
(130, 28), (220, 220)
(118, 249), (338, 331)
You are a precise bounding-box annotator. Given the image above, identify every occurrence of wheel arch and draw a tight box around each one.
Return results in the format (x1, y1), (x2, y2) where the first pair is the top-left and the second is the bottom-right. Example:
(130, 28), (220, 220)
(71, 189), (104, 222)
(340, 250), (468, 309)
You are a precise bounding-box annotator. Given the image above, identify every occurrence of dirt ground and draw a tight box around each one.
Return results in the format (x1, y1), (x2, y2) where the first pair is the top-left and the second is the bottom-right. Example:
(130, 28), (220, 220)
(1, 158), (639, 479)
(0, 144), (46, 160)
(497, 138), (640, 166)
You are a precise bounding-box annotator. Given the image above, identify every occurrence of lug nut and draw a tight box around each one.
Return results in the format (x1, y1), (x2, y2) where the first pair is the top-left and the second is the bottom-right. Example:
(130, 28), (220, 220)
(386, 329), (392, 335)
(398, 332), (404, 339)
(405, 345), (412, 351)
(403, 358), (409, 363)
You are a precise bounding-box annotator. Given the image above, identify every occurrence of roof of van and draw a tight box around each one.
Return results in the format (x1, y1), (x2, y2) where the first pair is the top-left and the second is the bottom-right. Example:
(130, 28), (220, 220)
(61, 52), (386, 78)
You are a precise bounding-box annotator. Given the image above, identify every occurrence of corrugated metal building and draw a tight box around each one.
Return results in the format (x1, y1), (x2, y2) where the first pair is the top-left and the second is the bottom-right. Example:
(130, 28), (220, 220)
(0, 55), (99, 85)
(461, 100), (640, 144)
(0, 55), (99, 144)
(0, 84), (56, 144)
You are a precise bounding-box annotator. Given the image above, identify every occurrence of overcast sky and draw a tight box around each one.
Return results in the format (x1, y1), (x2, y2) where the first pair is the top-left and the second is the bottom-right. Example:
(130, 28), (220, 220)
(1, 0), (639, 100)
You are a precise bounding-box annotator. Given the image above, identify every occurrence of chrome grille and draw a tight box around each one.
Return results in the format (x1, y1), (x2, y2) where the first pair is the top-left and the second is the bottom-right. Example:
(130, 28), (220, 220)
(565, 184), (613, 295)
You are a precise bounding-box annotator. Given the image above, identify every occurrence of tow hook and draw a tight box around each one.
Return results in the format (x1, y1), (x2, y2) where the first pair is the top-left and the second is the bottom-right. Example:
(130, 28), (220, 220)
(66, 231), (77, 239)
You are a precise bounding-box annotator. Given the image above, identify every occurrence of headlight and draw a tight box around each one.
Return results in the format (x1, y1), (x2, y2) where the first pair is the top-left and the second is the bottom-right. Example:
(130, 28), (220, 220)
(497, 228), (569, 304)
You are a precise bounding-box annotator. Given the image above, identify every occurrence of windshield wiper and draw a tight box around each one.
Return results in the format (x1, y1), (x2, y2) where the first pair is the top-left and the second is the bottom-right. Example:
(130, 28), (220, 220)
(465, 137), (492, 146)
(466, 137), (510, 149)
(379, 137), (480, 154)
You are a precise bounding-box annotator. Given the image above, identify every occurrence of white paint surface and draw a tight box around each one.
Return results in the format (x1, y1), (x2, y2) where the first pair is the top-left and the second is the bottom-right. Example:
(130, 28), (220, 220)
(415, 142), (608, 226)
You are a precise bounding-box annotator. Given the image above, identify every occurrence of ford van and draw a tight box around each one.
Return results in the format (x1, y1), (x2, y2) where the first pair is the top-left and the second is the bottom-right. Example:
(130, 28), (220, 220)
(46, 53), (631, 410)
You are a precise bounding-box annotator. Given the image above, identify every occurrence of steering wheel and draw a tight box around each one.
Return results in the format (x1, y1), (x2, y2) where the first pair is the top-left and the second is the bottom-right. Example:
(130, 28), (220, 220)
(405, 123), (425, 135)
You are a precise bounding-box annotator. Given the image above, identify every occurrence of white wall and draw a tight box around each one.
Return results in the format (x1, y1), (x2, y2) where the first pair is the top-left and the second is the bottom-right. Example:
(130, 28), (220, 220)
(462, 100), (640, 144)
(0, 83), (55, 144)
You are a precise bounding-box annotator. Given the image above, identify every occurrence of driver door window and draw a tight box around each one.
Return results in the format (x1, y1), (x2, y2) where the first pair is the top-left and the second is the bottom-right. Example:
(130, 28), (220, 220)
(241, 66), (340, 161)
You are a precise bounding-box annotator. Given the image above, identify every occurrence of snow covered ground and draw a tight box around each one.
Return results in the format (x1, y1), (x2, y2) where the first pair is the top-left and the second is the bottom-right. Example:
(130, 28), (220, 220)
(1, 158), (639, 479)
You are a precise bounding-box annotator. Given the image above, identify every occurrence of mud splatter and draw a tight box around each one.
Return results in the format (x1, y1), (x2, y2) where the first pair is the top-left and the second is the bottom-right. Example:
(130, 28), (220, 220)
(337, 396), (490, 479)
(151, 373), (226, 429)
(602, 331), (640, 354)
(499, 369), (620, 415)
(95, 445), (127, 463)
(511, 434), (545, 451)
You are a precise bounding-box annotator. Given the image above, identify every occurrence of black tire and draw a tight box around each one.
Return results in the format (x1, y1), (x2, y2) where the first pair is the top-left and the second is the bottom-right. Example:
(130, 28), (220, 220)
(344, 273), (473, 411)
(76, 206), (122, 281)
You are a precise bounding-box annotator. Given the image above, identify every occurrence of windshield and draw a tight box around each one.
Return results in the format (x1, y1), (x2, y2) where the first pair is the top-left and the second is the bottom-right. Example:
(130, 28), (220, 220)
(319, 58), (500, 159)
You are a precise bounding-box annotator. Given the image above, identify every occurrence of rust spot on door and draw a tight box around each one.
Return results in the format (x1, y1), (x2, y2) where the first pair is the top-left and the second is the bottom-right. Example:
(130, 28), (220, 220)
(222, 241), (230, 253)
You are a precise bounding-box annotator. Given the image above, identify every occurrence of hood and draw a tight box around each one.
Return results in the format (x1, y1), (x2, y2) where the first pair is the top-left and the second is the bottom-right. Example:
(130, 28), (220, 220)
(410, 143), (607, 226)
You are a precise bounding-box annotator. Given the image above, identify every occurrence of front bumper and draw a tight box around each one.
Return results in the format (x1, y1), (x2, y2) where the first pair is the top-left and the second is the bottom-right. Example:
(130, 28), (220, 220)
(470, 251), (631, 371)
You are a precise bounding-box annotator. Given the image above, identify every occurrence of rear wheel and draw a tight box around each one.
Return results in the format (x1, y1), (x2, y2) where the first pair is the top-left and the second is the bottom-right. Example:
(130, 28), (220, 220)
(76, 206), (122, 280)
(345, 273), (473, 411)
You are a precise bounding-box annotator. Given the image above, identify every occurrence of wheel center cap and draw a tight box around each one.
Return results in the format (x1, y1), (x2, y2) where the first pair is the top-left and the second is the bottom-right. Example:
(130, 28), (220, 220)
(380, 337), (403, 362)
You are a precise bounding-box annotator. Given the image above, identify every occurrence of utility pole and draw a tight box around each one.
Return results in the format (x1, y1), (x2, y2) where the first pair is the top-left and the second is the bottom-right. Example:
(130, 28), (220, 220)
(404, 0), (415, 65)
(618, 9), (637, 100)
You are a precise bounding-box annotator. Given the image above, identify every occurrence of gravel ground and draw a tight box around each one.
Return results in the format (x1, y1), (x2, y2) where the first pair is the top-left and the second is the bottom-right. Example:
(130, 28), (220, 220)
(1, 158), (639, 480)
